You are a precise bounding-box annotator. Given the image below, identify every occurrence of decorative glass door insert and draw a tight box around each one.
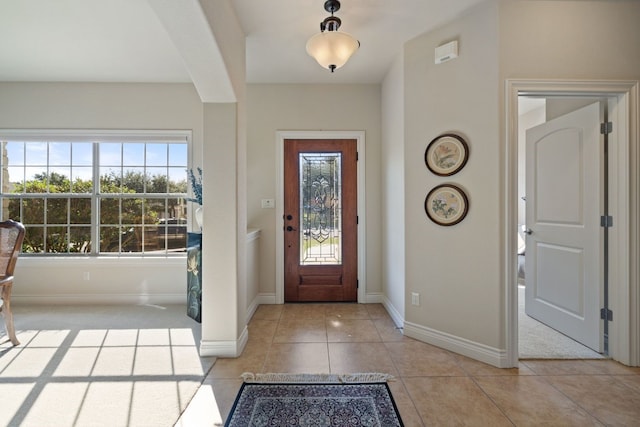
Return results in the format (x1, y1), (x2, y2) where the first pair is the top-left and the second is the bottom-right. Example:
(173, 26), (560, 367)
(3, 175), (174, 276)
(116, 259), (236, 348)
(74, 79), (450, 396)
(299, 153), (341, 265)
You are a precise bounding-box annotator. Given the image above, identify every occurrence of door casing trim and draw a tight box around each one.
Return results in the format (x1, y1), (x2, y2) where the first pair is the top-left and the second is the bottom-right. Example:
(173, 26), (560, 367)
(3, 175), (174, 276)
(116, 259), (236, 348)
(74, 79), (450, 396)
(275, 131), (366, 304)
(505, 79), (639, 367)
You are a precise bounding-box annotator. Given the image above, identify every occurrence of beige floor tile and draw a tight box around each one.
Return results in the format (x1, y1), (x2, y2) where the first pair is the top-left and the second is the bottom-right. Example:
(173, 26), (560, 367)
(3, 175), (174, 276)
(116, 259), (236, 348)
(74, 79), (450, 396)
(615, 374), (640, 393)
(545, 374), (640, 426)
(385, 340), (466, 377)
(247, 319), (278, 343)
(373, 317), (407, 342)
(280, 303), (327, 320)
(250, 304), (283, 321)
(325, 303), (370, 319)
(263, 342), (329, 373)
(189, 303), (640, 427)
(365, 303), (391, 319)
(474, 375), (602, 426)
(386, 380), (424, 427)
(453, 353), (536, 376)
(522, 359), (607, 376)
(326, 318), (382, 342)
(209, 341), (268, 379)
(403, 376), (512, 426)
(328, 342), (399, 376)
(273, 317), (327, 343)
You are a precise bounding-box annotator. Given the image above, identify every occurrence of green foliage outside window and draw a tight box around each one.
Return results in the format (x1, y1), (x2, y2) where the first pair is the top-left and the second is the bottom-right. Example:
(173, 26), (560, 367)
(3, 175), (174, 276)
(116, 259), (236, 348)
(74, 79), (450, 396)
(5, 171), (187, 254)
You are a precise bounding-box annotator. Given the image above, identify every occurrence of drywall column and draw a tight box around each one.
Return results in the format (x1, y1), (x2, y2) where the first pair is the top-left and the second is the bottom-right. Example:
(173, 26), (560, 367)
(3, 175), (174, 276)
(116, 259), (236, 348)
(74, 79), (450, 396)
(200, 102), (244, 357)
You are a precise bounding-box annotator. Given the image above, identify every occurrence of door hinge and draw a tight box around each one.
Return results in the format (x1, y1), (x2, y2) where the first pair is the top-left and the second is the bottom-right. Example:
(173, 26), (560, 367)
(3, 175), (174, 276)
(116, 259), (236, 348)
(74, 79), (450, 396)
(600, 122), (613, 135)
(356, 152), (359, 161)
(600, 308), (613, 321)
(357, 279), (359, 289)
(600, 215), (613, 228)
(356, 216), (359, 225)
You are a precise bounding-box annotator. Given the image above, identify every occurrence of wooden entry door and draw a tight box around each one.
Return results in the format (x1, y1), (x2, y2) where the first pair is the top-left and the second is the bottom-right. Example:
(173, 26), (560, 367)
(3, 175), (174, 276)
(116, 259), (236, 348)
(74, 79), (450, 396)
(284, 139), (358, 302)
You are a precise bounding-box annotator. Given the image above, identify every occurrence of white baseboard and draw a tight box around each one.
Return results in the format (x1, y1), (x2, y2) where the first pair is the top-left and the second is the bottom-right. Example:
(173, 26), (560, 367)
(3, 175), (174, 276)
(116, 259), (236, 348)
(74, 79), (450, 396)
(403, 321), (508, 368)
(363, 292), (384, 304)
(382, 297), (404, 329)
(200, 325), (248, 358)
(12, 293), (185, 305)
(256, 293), (276, 304)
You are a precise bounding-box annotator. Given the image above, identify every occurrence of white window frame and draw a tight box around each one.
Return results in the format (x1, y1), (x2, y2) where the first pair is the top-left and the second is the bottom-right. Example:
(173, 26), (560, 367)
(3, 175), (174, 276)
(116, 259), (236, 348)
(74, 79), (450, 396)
(0, 129), (193, 257)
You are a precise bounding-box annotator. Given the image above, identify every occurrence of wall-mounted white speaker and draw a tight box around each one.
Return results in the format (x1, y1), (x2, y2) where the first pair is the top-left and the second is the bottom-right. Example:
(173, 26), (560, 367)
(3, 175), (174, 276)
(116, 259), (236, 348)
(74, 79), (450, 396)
(435, 40), (458, 64)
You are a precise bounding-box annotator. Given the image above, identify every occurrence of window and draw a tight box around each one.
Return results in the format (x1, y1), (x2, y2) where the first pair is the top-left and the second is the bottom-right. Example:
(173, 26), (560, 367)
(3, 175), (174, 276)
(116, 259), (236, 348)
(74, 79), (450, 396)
(0, 131), (191, 255)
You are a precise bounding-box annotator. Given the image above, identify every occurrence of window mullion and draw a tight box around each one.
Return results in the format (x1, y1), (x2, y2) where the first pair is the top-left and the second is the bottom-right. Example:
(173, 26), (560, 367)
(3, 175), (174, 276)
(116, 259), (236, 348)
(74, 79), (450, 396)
(92, 142), (100, 255)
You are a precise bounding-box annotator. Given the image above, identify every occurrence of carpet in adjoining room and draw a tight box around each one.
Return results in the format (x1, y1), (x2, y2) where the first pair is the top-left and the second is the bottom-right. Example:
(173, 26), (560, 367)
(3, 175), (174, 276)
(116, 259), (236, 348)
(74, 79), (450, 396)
(0, 304), (215, 427)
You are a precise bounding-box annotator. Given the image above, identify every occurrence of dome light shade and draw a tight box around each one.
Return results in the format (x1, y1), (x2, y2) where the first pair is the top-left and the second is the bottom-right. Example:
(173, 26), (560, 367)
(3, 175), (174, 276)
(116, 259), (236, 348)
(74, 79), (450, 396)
(306, 0), (359, 72)
(306, 31), (359, 72)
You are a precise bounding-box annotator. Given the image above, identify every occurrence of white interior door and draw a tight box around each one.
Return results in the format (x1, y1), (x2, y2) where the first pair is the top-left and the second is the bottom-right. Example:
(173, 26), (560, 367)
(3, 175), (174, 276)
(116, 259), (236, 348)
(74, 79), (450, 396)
(525, 101), (602, 352)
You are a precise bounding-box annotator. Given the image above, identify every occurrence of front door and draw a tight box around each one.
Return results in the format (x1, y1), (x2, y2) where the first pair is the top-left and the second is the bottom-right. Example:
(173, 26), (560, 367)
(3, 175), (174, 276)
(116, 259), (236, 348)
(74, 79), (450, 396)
(283, 139), (358, 302)
(525, 101), (602, 352)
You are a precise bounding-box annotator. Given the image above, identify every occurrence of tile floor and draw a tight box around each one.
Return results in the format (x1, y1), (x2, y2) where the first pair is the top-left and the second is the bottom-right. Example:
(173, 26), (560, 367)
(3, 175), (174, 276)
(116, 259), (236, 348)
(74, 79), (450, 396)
(195, 303), (640, 426)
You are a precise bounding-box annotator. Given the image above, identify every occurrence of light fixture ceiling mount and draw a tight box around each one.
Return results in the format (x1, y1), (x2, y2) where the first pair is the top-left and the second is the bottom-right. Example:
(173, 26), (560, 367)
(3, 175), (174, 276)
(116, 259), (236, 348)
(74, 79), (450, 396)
(306, 0), (360, 73)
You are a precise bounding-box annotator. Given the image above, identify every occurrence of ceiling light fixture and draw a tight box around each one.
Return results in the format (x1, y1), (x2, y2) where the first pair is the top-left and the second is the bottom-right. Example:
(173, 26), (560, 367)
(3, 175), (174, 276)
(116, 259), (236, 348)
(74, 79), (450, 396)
(306, 0), (360, 73)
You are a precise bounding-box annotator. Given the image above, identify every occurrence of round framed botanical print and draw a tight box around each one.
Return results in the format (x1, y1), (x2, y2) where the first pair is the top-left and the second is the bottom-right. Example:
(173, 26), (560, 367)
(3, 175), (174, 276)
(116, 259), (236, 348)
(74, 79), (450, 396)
(425, 184), (469, 226)
(424, 133), (469, 176)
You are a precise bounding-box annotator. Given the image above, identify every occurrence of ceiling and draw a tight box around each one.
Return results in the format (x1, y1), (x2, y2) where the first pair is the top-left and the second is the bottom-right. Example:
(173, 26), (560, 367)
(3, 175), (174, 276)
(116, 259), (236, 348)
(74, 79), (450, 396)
(0, 0), (485, 90)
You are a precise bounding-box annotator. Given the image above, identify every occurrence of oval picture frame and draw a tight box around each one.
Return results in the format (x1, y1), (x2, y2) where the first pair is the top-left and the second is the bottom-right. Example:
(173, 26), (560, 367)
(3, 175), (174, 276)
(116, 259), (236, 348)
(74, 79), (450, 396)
(425, 184), (469, 226)
(424, 133), (469, 176)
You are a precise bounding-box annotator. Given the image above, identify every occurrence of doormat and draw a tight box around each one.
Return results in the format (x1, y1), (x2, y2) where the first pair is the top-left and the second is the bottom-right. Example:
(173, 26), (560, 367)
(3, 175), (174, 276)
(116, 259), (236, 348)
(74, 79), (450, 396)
(225, 373), (403, 426)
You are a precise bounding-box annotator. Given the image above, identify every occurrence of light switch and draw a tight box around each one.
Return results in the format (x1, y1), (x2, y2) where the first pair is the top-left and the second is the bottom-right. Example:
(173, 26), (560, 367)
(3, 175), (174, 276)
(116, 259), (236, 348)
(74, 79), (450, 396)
(261, 199), (275, 209)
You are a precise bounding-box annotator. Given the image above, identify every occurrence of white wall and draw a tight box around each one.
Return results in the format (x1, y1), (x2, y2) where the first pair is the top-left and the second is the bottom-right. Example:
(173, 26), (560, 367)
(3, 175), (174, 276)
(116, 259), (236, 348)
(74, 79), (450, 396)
(0, 82), (203, 303)
(381, 52), (406, 323)
(246, 84), (382, 300)
(403, 2), (502, 358)
(399, 0), (639, 366)
(498, 0), (640, 81)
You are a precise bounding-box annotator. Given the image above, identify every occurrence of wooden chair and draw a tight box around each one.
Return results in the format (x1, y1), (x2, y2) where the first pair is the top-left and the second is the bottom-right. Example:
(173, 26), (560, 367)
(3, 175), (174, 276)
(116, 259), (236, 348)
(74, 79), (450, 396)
(0, 220), (25, 346)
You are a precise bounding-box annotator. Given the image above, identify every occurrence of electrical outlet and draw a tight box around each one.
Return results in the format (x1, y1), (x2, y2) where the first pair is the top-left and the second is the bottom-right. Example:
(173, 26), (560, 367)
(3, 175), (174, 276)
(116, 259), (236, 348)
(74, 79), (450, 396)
(411, 292), (420, 306)
(261, 199), (275, 209)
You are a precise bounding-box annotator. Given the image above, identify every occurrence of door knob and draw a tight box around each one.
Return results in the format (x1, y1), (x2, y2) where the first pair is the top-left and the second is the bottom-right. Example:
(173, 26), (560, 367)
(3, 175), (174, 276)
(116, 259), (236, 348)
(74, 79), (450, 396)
(286, 214), (293, 220)
(286, 225), (296, 231)
(525, 228), (533, 235)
